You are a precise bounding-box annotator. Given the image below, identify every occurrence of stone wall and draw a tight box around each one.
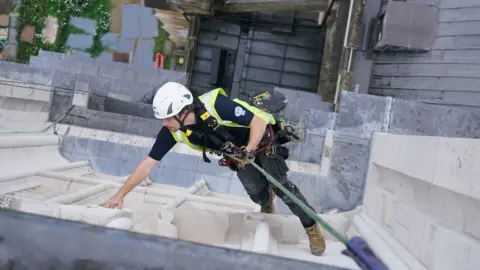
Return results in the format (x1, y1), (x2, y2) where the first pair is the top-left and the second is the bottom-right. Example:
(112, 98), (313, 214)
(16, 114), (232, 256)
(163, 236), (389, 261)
(330, 92), (480, 211)
(361, 133), (480, 270)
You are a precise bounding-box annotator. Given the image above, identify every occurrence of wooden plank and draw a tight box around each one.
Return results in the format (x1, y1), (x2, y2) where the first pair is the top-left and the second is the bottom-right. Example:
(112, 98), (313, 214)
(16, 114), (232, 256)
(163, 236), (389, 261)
(220, 0), (329, 12)
(252, 27), (288, 44)
(284, 59), (319, 76)
(245, 67), (282, 84)
(368, 87), (444, 100)
(440, 0), (480, 9)
(280, 73), (317, 91)
(199, 20), (241, 36)
(374, 49), (480, 64)
(285, 46), (322, 62)
(441, 91), (480, 106)
(198, 32), (239, 50)
(442, 49), (480, 63)
(437, 21), (480, 36)
(373, 51), (445, 64)
(195, 47), (213, 60)
(406, 0), (441, 6)
(372, 63), (480, 78)
(192, 59), (212, 73)
(438, 6), (480, 22)
(250, 40), (285, 57)
(370, 76), (480, 92)
(248, 54), (283, 71)
(433, 36), (480, 50)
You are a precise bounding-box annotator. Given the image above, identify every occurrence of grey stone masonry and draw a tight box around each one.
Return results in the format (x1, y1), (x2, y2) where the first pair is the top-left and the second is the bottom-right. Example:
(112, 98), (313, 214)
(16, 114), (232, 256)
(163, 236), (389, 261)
(274, 87), (336, 164)
(29, 51), (187, 103)
(329, 91), (480, 211)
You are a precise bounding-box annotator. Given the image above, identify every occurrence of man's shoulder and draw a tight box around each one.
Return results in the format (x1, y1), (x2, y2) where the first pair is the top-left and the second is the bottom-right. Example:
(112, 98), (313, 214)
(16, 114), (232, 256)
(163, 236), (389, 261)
(156, 127), (175, 140)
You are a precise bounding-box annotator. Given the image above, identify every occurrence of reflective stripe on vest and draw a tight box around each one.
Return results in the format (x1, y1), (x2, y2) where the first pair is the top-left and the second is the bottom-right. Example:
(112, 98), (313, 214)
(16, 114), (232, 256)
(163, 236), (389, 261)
(170, 88), (276, 152)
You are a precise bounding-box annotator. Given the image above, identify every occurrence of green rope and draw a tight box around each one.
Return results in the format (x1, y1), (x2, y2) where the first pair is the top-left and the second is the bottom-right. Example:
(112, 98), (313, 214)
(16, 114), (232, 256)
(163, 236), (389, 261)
(225, 153), (348, 244)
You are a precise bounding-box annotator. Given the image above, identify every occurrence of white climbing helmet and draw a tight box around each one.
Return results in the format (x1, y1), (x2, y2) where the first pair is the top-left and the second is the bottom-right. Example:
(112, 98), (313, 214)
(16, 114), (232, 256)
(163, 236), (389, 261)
(152, 82), (194, 119)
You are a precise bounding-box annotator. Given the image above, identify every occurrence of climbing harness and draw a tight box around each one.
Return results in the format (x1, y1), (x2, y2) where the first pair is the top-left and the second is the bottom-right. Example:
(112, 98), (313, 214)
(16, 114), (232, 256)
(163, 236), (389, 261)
(178, 91), (298, 166)
(224, 153), (390, 270)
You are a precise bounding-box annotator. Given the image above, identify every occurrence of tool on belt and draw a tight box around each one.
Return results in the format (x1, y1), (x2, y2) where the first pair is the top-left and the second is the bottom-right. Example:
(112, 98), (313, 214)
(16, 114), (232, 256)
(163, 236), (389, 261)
(223, 153), (390, 270)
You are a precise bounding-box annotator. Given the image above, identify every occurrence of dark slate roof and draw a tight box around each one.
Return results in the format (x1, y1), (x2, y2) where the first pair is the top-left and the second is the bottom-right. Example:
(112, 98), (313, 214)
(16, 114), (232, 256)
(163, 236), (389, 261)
(367, 0), (480, 108)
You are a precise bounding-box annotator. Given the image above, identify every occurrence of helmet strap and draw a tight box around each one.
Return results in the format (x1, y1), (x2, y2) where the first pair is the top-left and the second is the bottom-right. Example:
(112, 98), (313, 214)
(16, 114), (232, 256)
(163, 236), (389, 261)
(173, 105), (193, 130)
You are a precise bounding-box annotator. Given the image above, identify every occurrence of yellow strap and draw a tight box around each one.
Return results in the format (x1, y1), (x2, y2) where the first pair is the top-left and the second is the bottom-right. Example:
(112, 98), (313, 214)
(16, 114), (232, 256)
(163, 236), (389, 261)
(200, 112), (210, 121)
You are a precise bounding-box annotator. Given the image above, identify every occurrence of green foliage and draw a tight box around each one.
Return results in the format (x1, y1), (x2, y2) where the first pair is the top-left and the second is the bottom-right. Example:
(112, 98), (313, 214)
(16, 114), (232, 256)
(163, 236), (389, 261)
(16, 0), (112, 62)
(153, 24), (172, 69)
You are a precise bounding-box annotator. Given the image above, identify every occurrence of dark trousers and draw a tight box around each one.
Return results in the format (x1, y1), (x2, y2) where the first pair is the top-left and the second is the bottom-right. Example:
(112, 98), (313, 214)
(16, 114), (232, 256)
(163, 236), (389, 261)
(236, 150), (316, 228)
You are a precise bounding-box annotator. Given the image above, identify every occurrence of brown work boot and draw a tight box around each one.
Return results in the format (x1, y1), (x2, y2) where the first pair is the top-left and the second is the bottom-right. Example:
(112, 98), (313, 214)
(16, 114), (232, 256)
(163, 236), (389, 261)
(260, 186), (275, 214)
(305, 222), (326, 256)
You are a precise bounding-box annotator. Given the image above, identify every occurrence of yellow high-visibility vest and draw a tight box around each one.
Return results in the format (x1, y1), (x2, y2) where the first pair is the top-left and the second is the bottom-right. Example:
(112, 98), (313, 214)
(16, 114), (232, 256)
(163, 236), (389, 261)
(170, 88), (276, 152)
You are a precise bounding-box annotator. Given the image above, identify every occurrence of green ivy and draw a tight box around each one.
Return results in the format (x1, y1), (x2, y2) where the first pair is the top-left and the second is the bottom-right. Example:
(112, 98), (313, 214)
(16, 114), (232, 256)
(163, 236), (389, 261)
(16, 0), (112, 62)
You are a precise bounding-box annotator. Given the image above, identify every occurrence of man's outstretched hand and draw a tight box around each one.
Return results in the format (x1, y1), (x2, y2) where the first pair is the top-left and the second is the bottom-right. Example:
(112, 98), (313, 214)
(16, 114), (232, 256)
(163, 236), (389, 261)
(104, 194), (124, 209)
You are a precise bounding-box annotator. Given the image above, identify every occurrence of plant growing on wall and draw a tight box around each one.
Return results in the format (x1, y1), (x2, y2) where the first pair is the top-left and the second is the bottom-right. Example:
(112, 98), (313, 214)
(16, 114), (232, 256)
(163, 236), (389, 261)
(17, 0), (112, 63)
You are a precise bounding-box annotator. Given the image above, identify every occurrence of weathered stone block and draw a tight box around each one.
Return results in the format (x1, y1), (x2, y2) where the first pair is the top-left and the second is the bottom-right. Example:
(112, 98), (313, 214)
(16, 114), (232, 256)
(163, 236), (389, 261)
(160, 152), (199, 171)
(89, 156), (122, 176)
(296, 132), (325, 164)
(195, 157), (234, 178)
(49, 89), (73, 122)
(59, 135), (90, 155)
(154, 167), (196, 187)
(335, 92), (389, 139)
(87, 139), (126, 159)
(89, 76), (111, 97)
(139, 118), (162, 137)
(52, 71), (75, 90)
(87, 110), (130, 134)
(389, 99), (480, 138)
(195, 173), (232, 193)
(329, 133), (371, 210)
(72, 79), (90, 107)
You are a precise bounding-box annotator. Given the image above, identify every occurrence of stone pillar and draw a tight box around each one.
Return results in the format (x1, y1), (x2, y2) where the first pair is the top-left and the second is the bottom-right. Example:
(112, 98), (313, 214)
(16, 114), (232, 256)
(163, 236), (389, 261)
(251, 222), (270, 254)
(318, 0), (350, 103)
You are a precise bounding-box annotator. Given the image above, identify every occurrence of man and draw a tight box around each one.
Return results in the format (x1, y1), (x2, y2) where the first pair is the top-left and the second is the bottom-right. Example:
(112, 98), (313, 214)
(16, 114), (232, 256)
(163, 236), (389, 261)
(105, 82), (326, 255)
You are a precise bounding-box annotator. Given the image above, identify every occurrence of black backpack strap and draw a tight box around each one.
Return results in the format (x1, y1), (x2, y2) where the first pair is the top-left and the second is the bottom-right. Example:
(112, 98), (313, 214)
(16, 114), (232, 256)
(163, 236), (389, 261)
(193, 98), (218, 129)
(180, 98), (234, 163)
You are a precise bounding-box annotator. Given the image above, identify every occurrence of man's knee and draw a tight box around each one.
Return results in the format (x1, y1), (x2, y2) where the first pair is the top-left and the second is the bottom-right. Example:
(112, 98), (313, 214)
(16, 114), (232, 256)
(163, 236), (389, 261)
(272, 180), (298, 203)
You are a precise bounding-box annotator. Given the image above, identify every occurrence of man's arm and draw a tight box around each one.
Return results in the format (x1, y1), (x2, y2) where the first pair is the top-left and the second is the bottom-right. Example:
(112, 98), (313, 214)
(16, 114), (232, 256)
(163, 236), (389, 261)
(114, 156), (158, 198)
(105, 129), (176, 208)
(245, 115), (267, 151)
(214, 95), (267, 151)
